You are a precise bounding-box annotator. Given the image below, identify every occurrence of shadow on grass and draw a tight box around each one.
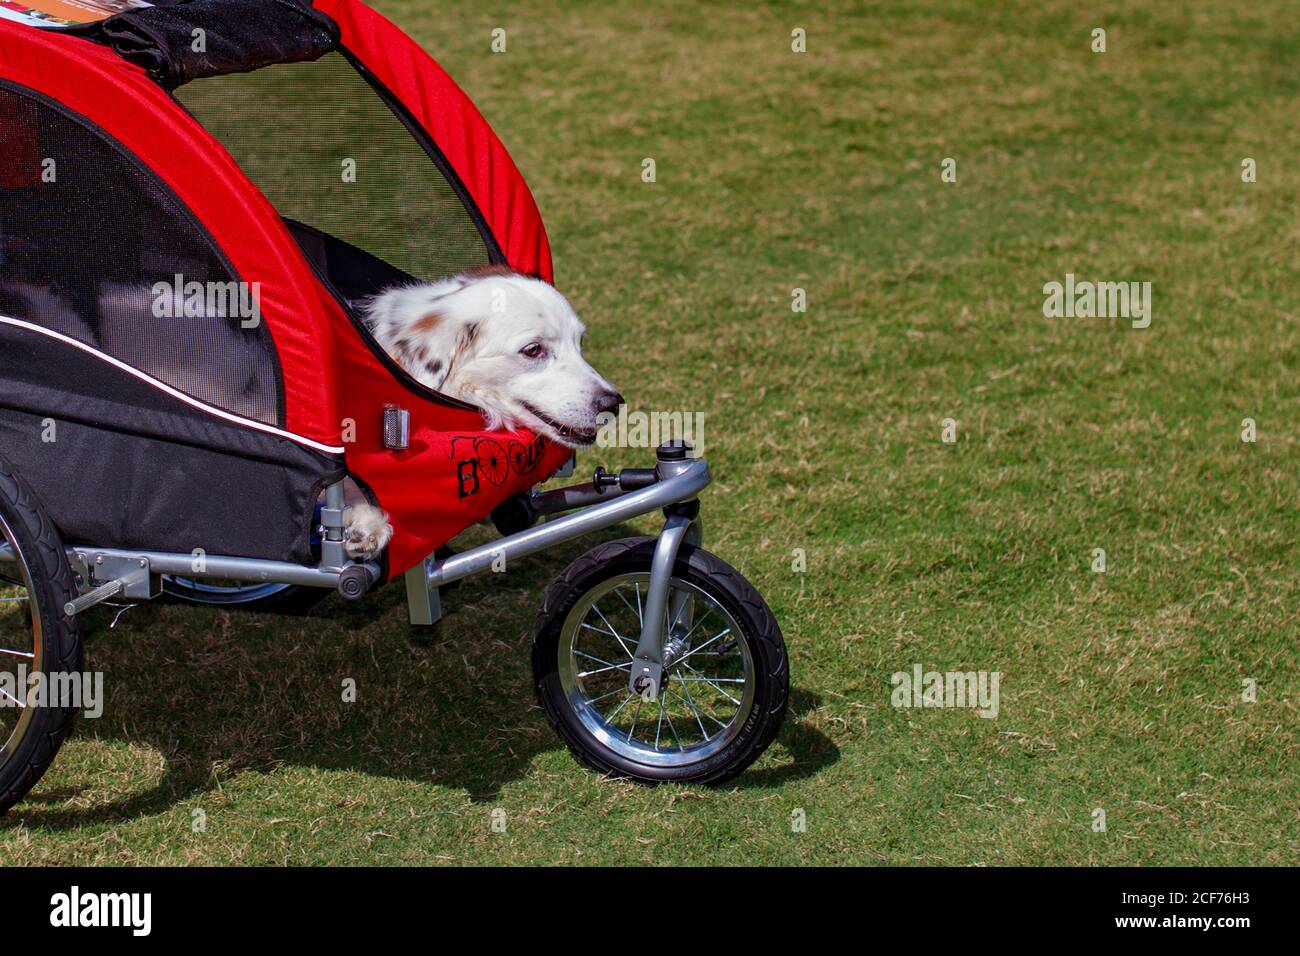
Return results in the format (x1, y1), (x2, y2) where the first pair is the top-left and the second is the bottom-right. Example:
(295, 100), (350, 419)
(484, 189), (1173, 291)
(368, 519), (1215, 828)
(7, 523), (835, 829)
(734, 688), (839, 789)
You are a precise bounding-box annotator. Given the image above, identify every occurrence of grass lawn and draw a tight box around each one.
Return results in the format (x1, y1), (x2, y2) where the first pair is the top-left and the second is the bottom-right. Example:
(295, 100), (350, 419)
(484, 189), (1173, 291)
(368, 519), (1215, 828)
(3, 0), (1296, 864)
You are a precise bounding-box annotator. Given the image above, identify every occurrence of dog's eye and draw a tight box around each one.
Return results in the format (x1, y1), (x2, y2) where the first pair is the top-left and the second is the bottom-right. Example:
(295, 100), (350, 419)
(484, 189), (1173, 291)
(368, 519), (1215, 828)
(520, 343), (546, 359)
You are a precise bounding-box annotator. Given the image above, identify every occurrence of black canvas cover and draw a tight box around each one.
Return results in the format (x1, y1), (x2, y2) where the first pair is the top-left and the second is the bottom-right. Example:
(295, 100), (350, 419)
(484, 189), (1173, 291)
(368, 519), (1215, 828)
(0, 321), (344, 563)
(0, 79), (284, 426)
(71, 0), (339, 90)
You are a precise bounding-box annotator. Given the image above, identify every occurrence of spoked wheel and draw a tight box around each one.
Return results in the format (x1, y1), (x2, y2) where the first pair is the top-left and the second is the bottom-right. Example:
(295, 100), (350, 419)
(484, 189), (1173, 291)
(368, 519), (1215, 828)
(0, 457), (83, 813)
(533, 537), (788, 785)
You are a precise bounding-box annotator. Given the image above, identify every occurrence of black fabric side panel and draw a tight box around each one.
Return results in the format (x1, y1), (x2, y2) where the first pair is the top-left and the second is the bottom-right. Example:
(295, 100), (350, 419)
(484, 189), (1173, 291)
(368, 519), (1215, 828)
(0, 409), (333, 563)
(284, 218), (415, 305)
(0, 323), (313, 465)
(0, 324), (344, 562)
(69, 0), (339, 90)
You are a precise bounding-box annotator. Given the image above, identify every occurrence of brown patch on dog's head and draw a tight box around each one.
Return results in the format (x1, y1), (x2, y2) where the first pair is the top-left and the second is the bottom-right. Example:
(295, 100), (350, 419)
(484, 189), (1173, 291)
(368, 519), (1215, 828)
(412, 308), (445, 336)
(461, 263), (518, 281)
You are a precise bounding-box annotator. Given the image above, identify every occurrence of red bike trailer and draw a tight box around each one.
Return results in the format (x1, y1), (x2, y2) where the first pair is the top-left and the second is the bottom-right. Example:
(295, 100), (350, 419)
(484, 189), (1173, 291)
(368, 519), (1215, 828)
(0, 0), (787, 807)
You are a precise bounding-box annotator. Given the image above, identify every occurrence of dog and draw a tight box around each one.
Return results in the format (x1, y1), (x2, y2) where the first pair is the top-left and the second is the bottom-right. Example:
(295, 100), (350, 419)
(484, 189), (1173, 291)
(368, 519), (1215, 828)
(342, 267), (622, 562)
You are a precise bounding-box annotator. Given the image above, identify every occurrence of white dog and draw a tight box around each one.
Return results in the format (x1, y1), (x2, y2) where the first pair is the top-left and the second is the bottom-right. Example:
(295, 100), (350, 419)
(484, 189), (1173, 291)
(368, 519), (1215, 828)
(342, 267), (621, 562)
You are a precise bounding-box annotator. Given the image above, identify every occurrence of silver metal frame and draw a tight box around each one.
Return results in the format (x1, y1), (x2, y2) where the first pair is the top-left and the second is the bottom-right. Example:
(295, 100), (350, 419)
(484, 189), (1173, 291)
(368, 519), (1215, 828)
(425, 458), (707, 589)
(4, 451), (712, 683)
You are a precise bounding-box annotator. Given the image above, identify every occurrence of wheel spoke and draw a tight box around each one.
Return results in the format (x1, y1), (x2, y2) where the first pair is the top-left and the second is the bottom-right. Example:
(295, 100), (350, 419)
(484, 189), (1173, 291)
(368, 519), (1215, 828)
(604, 692), (635, 723)
(0, 685), (25, 709)
(574, 648), (624, 669)
(589, 602), (635, 659)
(676, 669), (731, 727)
(681, 670), (741, 705)
(672, 603), (717, 650)
(577, 661), (631, 678)
(671, 680), (711, 742)
(587, 687), (628, 705)
(674, 676), (744, 683)
(672, 628), (731, 666)
(611, 584), (641, 619)
(681, 661), (743, 704)
(664, 710), (684, 751)
(626, 696), (644, 742)
(667, 589), (695, 634)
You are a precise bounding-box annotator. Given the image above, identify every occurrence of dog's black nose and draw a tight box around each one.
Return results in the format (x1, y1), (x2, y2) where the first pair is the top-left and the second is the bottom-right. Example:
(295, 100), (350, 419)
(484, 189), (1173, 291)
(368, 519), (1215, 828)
(594, 390), (624, 415)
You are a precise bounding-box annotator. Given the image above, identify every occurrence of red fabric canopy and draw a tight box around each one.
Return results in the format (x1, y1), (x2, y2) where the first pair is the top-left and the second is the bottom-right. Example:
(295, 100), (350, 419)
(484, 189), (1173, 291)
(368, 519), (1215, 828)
(0, 19), (340, 444)
(313, 0), (553, 282)
(0, 5), (568, 577)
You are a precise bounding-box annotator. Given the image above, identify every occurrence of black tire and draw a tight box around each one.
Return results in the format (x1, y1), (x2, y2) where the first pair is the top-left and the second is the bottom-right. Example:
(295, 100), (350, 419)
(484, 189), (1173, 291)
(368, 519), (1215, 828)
(0, 456), (83, 814)
(533, 536), (788, 785)
(158, 578), (331, 615)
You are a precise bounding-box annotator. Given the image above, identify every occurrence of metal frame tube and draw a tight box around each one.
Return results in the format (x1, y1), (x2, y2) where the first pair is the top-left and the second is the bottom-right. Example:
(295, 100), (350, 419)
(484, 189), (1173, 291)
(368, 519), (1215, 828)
(319, 479), (348, 568)
(428, 458), (711, 588)
(66, 547), (361, 589)
(626, 513), (693, 696)
(3, 460), (711, 609)
(530, 481), (631, 515)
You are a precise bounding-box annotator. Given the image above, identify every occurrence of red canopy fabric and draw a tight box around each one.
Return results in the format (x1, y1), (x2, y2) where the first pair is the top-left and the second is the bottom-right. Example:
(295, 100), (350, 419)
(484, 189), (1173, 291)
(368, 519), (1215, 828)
(0, 5), (568, 577)
(313, 0), (554, 283)
(0, 19), (340, 445)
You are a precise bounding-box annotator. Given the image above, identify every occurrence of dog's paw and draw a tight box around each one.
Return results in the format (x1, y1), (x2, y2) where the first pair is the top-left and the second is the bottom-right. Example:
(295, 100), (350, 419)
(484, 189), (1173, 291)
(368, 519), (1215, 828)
(342, 504), (393, 562)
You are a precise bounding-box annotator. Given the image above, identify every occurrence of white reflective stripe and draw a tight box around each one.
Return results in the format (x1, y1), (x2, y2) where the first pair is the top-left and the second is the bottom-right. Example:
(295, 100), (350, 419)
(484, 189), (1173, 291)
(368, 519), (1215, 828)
(0, 314), (346, 455)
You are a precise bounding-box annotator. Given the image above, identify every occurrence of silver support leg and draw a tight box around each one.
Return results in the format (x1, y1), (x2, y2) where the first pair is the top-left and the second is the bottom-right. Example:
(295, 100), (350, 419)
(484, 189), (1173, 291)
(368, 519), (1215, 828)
(627, 514), (693, 698)
(666, 518), (701, 640)
(320, 480), (347, 568)
(405, 556), (442, 626)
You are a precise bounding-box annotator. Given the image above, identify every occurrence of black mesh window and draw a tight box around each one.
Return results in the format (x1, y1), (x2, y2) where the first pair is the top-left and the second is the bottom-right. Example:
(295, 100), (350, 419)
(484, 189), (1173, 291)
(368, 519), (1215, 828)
(175, 51), (495, 295)
(0, 82), (282, 426)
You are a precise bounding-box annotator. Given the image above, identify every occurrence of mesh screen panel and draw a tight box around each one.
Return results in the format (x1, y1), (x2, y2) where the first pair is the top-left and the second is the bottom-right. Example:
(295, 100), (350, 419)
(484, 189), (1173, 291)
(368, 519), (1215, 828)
(176, 52), (493, 286)
(0, 83), (282, 426)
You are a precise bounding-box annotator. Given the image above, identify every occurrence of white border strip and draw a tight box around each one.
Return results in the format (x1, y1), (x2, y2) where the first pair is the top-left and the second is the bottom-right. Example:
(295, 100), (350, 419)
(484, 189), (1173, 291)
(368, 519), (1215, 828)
(0, 315), (346, 455)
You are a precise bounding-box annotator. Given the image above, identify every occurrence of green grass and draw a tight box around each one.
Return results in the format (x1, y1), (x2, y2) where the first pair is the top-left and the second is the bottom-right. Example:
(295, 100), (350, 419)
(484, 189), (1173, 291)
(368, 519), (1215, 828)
(3, 0), (1297, 865)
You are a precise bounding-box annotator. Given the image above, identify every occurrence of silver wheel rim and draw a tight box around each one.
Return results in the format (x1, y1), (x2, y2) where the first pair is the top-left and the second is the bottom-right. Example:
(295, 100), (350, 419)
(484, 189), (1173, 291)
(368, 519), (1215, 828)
(558, 572), (754, 768)
(0, 512), (40, 765)
(164, 577), (295, 605)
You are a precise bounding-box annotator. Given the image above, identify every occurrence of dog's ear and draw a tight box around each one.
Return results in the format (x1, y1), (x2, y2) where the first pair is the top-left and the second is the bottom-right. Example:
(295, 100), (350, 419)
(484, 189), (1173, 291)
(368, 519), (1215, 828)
(455, 320), (480, 355)
(444, 319), (479, 381)
(387, 309), (454, 384)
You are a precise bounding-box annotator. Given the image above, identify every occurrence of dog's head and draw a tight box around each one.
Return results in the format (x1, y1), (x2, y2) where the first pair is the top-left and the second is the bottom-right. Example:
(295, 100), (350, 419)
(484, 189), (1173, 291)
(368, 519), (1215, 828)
(369, 269), (622, 446)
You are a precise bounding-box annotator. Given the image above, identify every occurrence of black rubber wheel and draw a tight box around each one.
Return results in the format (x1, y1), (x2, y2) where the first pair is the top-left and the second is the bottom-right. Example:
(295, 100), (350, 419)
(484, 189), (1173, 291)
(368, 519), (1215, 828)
(533, 536), (788, 785)
(0, 456), (84, 814)
(158, 578), (331, 615)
